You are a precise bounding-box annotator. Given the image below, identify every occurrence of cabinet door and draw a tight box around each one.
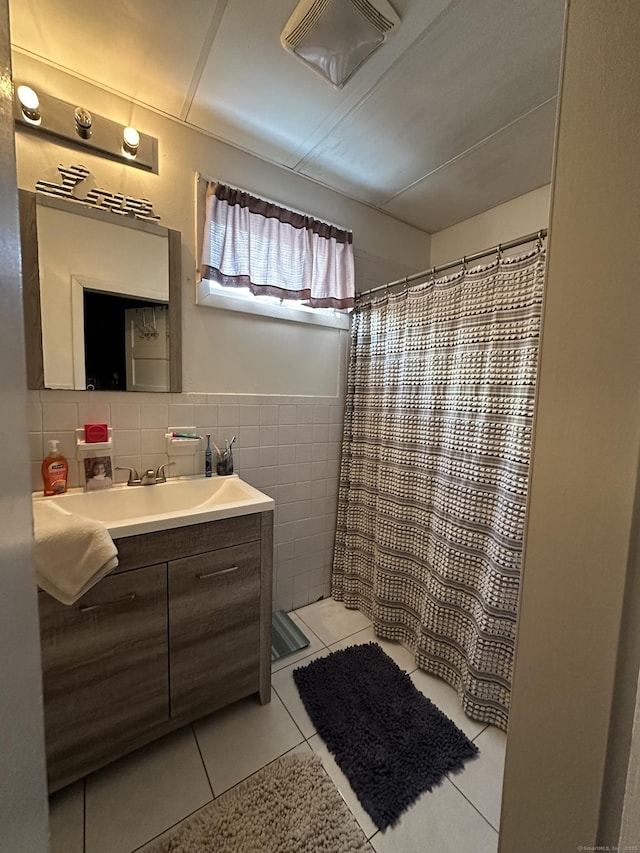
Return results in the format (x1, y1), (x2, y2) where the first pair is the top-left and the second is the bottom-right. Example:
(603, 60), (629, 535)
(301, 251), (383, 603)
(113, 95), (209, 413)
(169, 542), (261, 720)
(38, 563), (168, 790)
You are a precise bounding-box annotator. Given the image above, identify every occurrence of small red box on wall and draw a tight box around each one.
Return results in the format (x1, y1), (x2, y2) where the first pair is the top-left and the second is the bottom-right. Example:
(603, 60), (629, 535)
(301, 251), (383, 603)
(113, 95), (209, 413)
(84, 423), (109, 443)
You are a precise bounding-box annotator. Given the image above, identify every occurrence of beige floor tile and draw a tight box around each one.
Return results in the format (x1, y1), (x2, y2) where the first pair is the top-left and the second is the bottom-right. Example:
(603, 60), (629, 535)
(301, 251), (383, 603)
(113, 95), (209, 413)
(410, 668), (486, 740)
(85, 727), (212, 853)
(371, 778), (498, 853)
(271, 611), (327, 673)
(272, 648), (331, 738)
(48, 779), (84, 853)
(193, 691), (304, 795)
(71, 593), (505, 853)
(295, 597), (371, 646)
(285, 740), (314, 758)
(329, 626), (418, 673)
(135, 742), (315, 853)
(449, 724), (507, 830)
(308, 733), (378, 839)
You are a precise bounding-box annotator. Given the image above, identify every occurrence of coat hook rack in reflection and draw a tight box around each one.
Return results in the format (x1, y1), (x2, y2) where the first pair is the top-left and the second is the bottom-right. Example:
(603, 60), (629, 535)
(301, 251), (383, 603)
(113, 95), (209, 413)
(135, 307), (160, 340)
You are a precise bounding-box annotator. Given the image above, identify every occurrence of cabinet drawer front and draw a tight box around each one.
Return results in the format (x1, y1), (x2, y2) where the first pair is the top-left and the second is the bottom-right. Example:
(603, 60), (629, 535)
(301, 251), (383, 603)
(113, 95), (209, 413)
(169, 543), (261, 719)
(115, 514), (261, 573)
(39, 563), (169, 790)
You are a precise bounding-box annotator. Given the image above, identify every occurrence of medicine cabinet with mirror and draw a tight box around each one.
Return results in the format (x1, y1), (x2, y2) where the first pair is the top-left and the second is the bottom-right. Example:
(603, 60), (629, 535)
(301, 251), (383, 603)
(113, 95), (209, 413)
(19, 190), (182, 392)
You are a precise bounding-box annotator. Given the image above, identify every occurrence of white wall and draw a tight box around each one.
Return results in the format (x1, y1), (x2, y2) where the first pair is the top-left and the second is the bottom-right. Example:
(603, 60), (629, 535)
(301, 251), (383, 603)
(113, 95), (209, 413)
(0, 3), (49, 848)
(430, 184), (551, 267)
(500, 1), (640, 848)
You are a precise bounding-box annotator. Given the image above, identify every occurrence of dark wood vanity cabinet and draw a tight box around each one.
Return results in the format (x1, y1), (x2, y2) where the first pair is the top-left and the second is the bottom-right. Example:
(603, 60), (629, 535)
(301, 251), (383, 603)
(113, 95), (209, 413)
(38, 564), (169, 790)
(169, 541), (262, 720)
(38, 511), (273, 792)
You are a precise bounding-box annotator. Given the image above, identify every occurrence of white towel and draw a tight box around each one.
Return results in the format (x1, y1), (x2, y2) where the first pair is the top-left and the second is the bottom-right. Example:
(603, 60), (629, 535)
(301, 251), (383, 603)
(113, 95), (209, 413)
(33, 501), (119, 605)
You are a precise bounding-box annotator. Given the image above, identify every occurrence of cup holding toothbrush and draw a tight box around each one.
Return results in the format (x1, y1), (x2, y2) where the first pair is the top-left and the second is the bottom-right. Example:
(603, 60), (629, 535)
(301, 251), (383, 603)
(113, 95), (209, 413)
(216, 435), (236, 476)
(216, 450), (233, 476)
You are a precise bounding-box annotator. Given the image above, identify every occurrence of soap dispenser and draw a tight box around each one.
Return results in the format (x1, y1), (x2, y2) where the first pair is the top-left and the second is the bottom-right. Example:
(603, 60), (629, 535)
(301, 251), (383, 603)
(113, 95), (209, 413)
(42, 440), (69, 495)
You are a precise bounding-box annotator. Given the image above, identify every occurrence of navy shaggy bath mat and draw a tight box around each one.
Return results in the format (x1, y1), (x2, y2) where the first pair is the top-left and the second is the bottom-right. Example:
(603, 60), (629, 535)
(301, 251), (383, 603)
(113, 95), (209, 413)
(293, 642), (479, 830)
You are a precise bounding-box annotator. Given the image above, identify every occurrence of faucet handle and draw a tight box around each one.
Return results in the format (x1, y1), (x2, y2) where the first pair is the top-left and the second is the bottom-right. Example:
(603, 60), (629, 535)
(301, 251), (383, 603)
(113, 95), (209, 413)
(156, 461), (176, 483)
(116, 466), (140, 486)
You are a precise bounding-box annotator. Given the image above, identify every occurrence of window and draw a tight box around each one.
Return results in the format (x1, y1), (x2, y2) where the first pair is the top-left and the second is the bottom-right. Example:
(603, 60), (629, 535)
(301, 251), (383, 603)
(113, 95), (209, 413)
(198, 181), (354, 328)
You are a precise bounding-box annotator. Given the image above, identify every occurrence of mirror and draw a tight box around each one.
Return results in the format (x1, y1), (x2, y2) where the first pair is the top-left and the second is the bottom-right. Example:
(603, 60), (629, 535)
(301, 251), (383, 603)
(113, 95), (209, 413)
(19, 190), (182, 392)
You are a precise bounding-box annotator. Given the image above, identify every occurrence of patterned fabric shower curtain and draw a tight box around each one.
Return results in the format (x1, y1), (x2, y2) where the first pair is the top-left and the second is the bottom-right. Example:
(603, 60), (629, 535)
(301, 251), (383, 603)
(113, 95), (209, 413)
(332, 247), (545, 731)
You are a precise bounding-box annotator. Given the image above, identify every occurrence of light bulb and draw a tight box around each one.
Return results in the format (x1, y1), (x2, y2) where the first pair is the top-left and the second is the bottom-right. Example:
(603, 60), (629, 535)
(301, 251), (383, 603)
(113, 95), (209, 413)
(17, 85), (41, 125)
(122, 125), (140, 157)
(74, 106), (92, 139)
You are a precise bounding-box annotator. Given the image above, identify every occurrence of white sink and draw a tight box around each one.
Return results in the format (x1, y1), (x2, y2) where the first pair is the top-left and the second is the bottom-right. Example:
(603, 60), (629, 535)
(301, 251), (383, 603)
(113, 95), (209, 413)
(32, 474), (274, 539)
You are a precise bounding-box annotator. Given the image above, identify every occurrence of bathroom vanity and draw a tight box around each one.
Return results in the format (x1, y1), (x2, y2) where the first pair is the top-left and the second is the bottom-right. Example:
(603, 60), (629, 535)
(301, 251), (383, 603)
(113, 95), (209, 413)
(37, 509), (273, 792)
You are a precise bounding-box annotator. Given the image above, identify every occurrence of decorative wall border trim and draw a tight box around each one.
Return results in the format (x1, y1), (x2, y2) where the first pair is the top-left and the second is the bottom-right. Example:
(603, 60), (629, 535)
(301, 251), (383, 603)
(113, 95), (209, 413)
(35, 164), (160, 222)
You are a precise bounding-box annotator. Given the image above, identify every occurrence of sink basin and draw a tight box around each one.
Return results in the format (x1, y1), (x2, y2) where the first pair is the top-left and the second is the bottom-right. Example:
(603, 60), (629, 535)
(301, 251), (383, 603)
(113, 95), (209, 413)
(32, 474), (275, 539)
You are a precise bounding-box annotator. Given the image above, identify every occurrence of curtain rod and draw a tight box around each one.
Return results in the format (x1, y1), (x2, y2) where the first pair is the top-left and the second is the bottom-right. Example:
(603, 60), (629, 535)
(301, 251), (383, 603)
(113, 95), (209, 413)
(356, 228), (548, 300)
(196, 171), (351, 233)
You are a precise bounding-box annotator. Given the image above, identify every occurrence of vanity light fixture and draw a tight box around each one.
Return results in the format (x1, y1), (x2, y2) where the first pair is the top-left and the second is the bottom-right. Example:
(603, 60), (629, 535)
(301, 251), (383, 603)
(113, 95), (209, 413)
(13, 83), (158, 173)
(74, 106), (92, 139)
(122, 125), (140, 158)
(17, 85), (41, 125)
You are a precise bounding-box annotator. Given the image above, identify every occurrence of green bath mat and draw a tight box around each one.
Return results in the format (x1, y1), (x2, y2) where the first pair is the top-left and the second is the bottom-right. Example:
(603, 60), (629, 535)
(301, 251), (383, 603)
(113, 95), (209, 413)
(271, 610), (310, 662)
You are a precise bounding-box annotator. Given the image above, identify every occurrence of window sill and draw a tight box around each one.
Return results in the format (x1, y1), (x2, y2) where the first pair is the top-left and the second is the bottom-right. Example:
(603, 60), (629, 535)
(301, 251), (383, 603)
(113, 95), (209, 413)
(196, 280), (351, 329)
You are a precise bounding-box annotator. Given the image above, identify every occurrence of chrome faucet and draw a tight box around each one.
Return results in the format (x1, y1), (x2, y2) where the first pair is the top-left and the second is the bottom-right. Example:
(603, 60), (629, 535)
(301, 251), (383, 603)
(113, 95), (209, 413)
(116, 462), (175, 486)
(155, 463), (175, 482)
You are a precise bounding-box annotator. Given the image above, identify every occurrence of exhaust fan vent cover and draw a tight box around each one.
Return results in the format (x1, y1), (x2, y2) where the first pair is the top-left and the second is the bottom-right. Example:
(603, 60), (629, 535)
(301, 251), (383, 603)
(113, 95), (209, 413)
(281, 0), (401, 89)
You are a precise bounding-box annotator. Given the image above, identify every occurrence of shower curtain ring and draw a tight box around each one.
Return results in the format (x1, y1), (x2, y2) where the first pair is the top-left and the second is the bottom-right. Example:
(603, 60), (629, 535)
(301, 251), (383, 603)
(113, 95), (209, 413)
(496, 244), (503, 263)
(536, 230), (544, 250)
(461, 256), (467, 272)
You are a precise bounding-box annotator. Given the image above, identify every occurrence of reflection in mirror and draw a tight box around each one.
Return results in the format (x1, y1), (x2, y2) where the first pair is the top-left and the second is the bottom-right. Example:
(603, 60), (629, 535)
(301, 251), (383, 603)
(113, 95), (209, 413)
(19, 190), (182, 392)
(84, 292), (169, 391)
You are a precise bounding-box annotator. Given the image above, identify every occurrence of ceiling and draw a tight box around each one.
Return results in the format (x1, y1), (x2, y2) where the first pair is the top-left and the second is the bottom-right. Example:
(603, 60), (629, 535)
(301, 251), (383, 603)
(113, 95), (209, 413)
(9, 0), (565, 234)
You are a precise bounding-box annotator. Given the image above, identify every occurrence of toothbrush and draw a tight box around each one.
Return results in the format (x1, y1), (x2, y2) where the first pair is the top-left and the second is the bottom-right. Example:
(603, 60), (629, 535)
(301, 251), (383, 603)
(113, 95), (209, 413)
(208, 436), (222, 456)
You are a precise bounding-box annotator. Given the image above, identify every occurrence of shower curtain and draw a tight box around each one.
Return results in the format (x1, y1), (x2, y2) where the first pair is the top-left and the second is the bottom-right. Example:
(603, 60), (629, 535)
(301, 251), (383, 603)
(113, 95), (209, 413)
(332, 246), (545, 731)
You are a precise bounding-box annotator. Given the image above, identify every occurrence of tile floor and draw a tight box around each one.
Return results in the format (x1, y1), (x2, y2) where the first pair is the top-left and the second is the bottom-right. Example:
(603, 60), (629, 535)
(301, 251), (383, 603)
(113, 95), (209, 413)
(48, 598), (505, 853)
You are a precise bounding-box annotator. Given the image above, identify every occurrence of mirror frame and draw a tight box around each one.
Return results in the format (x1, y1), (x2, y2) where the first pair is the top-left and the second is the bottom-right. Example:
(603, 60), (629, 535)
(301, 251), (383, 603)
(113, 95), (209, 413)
(19, 189), (182, 392)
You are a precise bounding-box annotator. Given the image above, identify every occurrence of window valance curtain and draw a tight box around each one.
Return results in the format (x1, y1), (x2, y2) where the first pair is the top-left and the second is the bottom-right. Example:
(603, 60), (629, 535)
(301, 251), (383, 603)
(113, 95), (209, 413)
(200, 182), (355, 309)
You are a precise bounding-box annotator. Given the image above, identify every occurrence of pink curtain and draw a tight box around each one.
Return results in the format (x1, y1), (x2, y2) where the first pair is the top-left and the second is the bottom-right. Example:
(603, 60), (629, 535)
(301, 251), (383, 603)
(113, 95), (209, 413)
(201, 182), (355, 309)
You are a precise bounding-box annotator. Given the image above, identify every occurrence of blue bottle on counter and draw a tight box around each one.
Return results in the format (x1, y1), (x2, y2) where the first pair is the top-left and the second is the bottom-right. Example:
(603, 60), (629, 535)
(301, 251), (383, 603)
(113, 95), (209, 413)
(205, 434), (213, 477)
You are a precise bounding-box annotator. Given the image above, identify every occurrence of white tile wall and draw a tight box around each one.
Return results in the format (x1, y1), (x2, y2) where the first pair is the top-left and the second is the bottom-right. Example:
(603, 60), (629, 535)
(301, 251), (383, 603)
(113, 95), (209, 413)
(28, 390), (346, 611)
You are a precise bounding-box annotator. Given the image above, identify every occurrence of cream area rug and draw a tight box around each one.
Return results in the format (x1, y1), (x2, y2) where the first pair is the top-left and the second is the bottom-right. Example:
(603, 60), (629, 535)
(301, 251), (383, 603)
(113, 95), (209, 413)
(144, 752), (373, 853)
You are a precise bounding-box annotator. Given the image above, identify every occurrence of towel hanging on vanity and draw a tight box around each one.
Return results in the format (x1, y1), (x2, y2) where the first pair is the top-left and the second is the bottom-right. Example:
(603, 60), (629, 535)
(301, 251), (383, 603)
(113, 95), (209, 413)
(32, 501), (119, 605)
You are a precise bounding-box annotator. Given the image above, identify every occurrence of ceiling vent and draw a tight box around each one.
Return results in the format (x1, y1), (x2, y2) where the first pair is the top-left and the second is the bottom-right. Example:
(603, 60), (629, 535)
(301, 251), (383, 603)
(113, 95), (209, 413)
(281, 0), (401, 89)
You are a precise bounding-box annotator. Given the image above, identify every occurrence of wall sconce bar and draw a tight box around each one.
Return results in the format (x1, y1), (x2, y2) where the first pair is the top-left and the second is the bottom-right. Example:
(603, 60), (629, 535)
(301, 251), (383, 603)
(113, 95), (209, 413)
(14, 84), (158, 174)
